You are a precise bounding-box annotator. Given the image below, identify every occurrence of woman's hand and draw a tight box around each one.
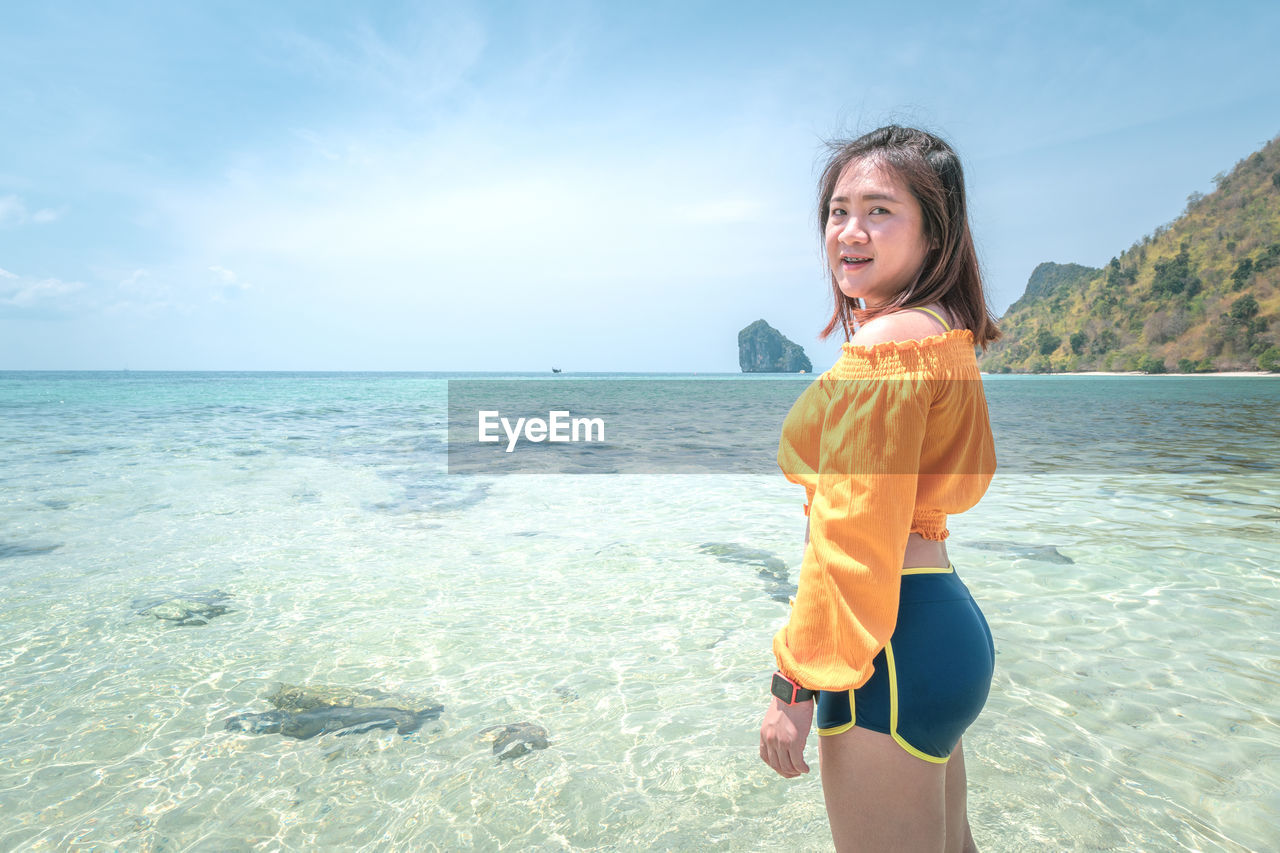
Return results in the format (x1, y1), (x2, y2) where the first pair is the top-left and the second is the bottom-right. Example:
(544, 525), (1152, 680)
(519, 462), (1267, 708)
(759, 695), (813, 777)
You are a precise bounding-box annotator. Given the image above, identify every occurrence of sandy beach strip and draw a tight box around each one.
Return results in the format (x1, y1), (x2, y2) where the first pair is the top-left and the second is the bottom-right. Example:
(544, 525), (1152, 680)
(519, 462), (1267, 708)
(1069, 370), (1276, 377)
(981, 370), (1278, 377)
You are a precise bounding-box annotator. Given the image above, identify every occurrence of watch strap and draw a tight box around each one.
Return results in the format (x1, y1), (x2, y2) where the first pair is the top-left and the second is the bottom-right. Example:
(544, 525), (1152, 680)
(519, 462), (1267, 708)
(771, 671), (816, 704)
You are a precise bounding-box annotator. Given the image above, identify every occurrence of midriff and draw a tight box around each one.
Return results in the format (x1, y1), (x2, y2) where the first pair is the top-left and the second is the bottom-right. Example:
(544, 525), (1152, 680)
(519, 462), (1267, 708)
(805, 527), (950, 570)
(902, 531), (949, 570)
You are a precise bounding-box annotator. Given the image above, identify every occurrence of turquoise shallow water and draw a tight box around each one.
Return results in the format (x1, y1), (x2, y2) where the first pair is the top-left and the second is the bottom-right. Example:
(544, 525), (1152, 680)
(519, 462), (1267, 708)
(1, 372), (1277, 851)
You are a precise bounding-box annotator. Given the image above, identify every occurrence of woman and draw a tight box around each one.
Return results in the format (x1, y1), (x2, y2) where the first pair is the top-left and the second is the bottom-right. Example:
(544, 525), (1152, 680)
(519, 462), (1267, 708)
(759, 126), (1001, 853)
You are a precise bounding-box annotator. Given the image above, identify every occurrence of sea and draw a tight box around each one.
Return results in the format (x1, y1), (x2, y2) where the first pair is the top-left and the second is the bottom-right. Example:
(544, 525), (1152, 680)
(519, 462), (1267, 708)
(1, 371), (1277, 852)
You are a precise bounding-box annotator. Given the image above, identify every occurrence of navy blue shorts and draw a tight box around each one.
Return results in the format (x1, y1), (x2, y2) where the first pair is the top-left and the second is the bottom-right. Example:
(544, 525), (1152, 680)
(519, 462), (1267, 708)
(815, 563), (995, 764)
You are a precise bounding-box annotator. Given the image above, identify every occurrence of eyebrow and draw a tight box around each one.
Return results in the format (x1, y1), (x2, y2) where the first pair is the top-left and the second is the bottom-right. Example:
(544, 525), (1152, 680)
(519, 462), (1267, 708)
(831, 193), (898, 204)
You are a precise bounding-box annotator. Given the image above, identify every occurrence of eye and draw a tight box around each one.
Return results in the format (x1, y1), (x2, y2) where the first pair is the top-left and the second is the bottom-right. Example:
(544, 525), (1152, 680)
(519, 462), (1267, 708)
(829, 207), (847, 218)
(870, 206), (890, 215)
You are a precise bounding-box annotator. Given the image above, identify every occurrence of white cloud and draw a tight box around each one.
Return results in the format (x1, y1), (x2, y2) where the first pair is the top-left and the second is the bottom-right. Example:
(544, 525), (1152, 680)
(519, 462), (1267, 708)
(280, 6), (487, 107)
(293, 129), (341, 162)
(118, 268), (153, 292)
(209, 265), (250, 289)
(0, 268), (85, 313)
(104, 268), (179, 316)
(207, 265), (251, 303)
(105, 266), (244, 315)
(0, 196), (24, 225)
(0, 194), (60, 226)
(115, 268), (171, 301)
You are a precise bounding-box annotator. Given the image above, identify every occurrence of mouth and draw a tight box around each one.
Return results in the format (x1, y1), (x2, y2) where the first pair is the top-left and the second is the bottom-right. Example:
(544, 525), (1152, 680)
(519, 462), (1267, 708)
(840, 255), (872, 267)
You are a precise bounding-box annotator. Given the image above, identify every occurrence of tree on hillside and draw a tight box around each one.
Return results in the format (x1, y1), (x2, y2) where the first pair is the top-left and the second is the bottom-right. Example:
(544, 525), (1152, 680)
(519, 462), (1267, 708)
(1227, 294), (1260, 324)
(1035, 329), (1061, 356)
(1255, 243), (1280, 274)
(1231, 258), (1254, 290)
(1220, 294), (1268, 355)
(1150, 246), (1201, 299)
(1090, 329), (1119, 355)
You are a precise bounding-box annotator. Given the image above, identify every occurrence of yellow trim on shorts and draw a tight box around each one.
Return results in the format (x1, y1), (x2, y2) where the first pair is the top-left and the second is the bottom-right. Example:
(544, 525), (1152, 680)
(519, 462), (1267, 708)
(816, 720), (856, 736)
(816, 687), (856, 736)
(901, 562), (954, 575)
(885, 640), (951, 764)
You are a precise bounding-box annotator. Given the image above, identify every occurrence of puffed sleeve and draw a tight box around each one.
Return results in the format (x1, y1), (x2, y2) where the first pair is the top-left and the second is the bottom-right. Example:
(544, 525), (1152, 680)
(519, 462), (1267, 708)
(772, 373), (931, 692)
(776, 377), (827, 515)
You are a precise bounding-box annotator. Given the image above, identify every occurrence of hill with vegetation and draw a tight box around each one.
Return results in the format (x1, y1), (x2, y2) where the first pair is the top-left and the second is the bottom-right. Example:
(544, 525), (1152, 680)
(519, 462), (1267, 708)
(979, 134), (1280, 373)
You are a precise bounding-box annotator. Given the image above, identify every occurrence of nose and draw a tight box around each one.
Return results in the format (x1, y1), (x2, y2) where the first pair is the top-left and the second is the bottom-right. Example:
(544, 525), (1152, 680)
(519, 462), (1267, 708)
(838, 215), (867, 244)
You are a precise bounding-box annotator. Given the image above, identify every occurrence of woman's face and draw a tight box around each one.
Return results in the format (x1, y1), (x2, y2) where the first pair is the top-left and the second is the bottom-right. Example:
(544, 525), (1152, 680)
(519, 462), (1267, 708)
(825, 159), (932, 308)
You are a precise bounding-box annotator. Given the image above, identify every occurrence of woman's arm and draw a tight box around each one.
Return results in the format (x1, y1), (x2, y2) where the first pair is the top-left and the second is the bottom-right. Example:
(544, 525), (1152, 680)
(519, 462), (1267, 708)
(773, 374), (931, 692)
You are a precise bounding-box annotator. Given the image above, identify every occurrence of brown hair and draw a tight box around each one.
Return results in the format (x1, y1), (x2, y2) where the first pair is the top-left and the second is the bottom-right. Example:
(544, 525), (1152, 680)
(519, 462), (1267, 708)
(817, 125), (1001, 350)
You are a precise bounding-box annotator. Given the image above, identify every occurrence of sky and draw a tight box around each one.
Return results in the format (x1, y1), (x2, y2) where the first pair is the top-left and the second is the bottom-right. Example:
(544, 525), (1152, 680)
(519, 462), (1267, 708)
(2, 0), (1278, 371)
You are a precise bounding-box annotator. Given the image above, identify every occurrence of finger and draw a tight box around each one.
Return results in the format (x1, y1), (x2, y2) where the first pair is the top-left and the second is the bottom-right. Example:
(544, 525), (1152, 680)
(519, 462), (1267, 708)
(763, 740), (784, 776)
(790, 742), (810, 774)
(783, 732), (809, 775)
(768, 740), (799, 778)
(762, 728), (786, 774)
(774, 732), (806, 777)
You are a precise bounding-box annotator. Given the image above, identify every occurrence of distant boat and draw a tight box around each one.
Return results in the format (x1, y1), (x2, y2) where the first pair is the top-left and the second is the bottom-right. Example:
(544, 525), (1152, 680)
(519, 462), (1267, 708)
(551, 368), (562, 374)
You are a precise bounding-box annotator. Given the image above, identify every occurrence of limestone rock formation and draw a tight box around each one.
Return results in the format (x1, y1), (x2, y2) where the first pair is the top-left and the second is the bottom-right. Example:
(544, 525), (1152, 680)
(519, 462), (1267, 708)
(738, 320), (812, 373)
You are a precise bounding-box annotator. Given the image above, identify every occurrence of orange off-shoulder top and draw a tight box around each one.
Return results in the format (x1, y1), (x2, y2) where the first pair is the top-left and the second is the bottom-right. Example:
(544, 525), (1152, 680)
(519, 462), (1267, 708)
(773, 326), (997, 692)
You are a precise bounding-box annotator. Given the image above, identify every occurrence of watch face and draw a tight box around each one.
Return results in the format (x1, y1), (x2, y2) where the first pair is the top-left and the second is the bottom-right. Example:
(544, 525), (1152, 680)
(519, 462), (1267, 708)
(770, 673), (795, 703)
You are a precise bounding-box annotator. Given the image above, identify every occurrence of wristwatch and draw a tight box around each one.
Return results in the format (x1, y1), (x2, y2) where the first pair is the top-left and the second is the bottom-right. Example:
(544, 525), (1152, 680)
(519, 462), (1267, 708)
(771, 671), (816, 704)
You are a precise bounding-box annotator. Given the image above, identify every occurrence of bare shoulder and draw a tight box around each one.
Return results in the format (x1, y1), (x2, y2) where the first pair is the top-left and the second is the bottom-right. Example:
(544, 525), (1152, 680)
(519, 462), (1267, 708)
(850, 308), (951, 348)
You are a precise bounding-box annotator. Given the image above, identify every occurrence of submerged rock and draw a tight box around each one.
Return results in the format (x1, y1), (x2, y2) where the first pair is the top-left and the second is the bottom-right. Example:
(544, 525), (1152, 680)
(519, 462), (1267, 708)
(553, 686), (579, 703)
(135, 590), (233, 626)
(0, 542), (63, 559)
(223, 681), (445, 741)
(265, 682), (427, 713)
(479, 721), (550, 760)
(960, 540), (1075, 565)
(699, 542), (798, 604)
(224, 705), (443, 740)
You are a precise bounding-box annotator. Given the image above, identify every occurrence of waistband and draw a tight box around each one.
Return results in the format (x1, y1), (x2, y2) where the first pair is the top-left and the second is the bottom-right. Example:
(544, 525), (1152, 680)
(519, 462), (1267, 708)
(784, 563), (967, 610)
(897, 562), (972, 603)
(901, 562), (955, 576)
